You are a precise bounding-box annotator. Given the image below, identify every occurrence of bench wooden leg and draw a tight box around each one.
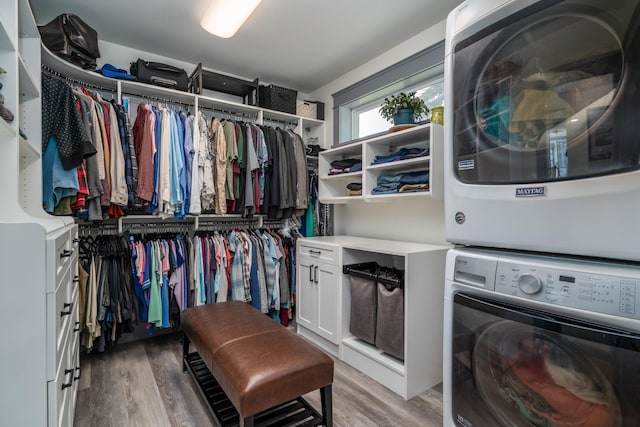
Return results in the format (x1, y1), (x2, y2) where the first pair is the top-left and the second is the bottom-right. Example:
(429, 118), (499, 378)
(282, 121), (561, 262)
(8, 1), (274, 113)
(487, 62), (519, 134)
(241, 415), (254, 427)
(320, 385), (333, 427)
(182, 333), (190, 372)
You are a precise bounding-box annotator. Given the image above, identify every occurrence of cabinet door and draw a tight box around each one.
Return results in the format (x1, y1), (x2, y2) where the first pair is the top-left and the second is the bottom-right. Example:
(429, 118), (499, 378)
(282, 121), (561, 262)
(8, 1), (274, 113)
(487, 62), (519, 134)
(315, 261), (340, 344)
(296, 256), (317, 331)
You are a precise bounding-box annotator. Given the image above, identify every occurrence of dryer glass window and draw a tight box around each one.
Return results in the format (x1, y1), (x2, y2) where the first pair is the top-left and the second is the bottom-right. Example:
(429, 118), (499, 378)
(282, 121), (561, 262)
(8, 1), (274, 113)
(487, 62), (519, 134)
(451, 293), (640, 427)
(452, 0), (640, 184)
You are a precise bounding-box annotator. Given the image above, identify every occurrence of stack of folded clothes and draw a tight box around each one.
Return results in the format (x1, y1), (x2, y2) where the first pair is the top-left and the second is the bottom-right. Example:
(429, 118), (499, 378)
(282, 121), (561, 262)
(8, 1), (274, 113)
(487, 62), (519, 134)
(329, 158), (362, 175)
(371, 170), (429, 195)
(346, 182), (362, 196)
(371, 147), (429, 165)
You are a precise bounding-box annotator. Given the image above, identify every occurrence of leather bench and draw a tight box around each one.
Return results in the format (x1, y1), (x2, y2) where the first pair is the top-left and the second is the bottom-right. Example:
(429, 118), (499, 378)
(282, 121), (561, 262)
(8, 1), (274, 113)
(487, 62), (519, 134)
(182, 301), (334, 427)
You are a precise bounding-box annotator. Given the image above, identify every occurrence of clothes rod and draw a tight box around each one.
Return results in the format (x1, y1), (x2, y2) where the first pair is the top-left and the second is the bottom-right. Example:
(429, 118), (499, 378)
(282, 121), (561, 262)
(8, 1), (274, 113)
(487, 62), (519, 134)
(42, 66), (116, 93)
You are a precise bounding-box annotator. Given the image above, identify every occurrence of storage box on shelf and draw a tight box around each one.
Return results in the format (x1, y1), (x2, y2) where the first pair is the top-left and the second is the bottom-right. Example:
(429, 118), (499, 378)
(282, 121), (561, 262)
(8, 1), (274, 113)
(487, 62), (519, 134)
(318, 124), (443, 204)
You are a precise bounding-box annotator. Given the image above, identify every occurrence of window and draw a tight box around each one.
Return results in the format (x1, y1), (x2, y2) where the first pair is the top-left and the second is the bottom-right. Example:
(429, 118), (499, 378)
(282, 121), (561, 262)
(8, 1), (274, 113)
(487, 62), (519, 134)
(354, 71), (444, 139)
(332, 41), (445, 145)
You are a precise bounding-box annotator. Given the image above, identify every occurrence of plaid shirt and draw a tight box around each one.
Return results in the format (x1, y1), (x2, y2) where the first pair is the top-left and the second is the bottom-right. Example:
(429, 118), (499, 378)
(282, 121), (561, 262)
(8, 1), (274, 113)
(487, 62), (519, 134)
(113, 103), (138, 209)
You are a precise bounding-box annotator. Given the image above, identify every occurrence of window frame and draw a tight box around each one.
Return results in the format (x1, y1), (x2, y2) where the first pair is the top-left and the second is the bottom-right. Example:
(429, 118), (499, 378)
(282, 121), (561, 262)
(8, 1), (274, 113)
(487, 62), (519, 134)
(332, 41), (445, 145)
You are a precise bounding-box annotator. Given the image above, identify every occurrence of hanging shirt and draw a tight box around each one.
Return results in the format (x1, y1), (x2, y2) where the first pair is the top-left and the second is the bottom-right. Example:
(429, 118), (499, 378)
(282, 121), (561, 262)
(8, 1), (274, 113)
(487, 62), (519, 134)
(199, 112), (215, 211)
(188, 115), (202, 215)
(210, 118), (227, 214)
(182, 112), (194, 214)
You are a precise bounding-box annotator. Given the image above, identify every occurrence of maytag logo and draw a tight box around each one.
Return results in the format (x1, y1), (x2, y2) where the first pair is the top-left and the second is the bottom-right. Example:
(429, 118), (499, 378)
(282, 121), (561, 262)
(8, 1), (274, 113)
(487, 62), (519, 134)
(515, 186), (545, 197)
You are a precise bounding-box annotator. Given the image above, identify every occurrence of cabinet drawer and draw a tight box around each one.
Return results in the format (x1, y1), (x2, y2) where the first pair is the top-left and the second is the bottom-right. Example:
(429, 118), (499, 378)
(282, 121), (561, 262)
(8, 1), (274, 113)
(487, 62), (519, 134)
(47, 270), (76, 380)
(47, 228), (73, 294)
(299, 244), (336, 263)
(47, 320), (76, 427)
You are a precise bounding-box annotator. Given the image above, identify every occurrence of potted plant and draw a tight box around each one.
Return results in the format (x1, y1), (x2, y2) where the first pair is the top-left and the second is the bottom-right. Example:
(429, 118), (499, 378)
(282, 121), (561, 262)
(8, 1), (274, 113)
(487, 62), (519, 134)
(379, 91), (429, 125)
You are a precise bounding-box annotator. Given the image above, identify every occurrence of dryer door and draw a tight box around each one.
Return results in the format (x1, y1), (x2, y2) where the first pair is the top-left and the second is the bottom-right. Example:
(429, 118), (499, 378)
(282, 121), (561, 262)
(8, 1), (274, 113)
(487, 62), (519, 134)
(451, 0), (640, 185)
(450, 292), (640, 427)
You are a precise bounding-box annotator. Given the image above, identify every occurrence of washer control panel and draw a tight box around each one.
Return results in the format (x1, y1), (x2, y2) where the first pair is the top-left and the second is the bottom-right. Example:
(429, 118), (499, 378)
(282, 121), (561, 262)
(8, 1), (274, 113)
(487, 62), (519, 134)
(494, 261), (639, 320)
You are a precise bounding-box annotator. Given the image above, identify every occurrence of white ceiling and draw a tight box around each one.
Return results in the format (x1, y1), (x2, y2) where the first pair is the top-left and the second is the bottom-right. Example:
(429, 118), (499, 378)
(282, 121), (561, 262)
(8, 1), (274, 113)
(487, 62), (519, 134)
(28, 0), (462, 93)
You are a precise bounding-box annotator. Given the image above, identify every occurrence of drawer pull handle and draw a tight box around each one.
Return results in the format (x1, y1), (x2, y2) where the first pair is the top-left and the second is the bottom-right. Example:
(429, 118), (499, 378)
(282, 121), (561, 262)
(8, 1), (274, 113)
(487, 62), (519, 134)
(60, 302), (74, 317)
(72, 238), (80, 243)
(309, 249), (321, 256)
(60, 249), (73, 259)
(62, 369), (74, 389)
(73, 275), (80, 283)
(74, 321), (81, 333)
(73, 366), (81, 381)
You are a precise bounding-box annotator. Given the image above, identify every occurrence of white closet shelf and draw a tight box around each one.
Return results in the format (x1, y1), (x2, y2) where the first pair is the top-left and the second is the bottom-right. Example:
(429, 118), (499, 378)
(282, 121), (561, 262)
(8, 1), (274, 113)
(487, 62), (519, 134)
(321, 171), (362, 181)
(18, 0), (38, 38)
(364, 191), (431, 203)
(18, 54), (39, 99)
(0, 15), (15, 52)
(19, 134), (39, 159)
(42, 45), (119, 91)
(0, 116), (16, 138)
(199, 94), (261, 116)
(120, 79), (196, 105)
(319, 195), (363, 204)
(366, 156), (429, 173)
(342, 337), (406, 375)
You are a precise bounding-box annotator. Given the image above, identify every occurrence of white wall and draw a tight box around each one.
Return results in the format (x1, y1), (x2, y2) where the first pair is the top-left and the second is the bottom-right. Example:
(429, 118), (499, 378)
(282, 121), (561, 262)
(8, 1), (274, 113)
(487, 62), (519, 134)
(309, 20), (449, 245)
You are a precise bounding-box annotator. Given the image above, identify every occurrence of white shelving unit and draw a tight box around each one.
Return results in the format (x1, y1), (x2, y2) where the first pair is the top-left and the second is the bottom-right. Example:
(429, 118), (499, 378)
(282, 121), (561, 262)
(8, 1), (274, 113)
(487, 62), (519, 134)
(1, 2), (79, 427)
(296, 236), (450, 400)
(318, 124), (443, 204)
(42, 45), (326, 156)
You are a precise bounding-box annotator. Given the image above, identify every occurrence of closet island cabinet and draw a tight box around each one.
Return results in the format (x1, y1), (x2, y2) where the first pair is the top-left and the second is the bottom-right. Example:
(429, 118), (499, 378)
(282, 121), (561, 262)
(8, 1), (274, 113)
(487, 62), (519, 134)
(0, 1), (80, 427)
(318, 123), (443, 203)
(296, 236), (449, 400)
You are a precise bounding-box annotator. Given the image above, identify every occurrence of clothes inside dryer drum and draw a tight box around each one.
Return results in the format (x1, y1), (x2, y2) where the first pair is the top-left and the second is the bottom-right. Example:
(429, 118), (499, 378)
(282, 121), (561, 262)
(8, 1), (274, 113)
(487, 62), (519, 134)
(473, 321), (621, 427)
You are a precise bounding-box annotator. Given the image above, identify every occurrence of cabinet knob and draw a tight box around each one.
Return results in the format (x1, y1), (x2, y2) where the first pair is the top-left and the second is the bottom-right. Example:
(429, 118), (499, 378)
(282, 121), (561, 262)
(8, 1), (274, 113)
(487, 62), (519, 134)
(60, 249), (73, 259)
(60, 302), (74, 317)
(61, 368), (74, 389)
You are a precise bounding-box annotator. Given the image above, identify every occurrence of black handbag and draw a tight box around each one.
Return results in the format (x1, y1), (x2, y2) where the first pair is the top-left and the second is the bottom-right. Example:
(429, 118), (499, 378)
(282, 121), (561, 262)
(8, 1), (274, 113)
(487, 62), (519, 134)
(130, 59), (189, 91)
(39, 14), (100, 70)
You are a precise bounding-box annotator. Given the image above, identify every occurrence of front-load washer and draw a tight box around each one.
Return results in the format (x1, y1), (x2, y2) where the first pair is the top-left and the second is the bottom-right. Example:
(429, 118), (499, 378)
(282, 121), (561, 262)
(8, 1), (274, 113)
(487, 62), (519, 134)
(443, 247), (640, 427)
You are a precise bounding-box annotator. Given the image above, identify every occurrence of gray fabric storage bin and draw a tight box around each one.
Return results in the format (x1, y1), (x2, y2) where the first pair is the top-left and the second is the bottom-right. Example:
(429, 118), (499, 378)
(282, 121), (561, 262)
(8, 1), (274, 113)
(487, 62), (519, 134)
(349, 275), (377, 345)
(375, 283), (404, 360)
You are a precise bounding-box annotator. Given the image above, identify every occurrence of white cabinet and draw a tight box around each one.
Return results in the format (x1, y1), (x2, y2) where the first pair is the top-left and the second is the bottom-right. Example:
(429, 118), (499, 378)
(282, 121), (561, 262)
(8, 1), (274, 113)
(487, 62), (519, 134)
(318, 124), (443, 203)
(296, 236), (450, 400)
(1, 223), (79, 427)
(296, 239), (345, 357)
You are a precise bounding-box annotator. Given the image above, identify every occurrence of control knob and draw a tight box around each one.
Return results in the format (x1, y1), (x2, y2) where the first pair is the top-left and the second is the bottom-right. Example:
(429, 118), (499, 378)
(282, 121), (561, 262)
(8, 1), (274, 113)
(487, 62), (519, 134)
(518, 273), (542, 295)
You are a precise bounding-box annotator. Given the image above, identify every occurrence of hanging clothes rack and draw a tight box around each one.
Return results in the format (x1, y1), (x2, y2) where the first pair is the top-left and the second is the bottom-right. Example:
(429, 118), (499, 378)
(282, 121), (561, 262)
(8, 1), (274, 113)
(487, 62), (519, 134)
(121, 91), (194, 110)
(198, 105), (258, 122)
(42, 64), (116, 94)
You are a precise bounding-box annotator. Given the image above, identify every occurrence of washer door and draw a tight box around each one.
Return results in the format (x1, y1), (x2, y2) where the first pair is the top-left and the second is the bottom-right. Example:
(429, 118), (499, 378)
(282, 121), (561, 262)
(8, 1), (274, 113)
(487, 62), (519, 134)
(474, 321), (620, 427)
(450, 293), (640, 427)
(451, 0), (640, 185)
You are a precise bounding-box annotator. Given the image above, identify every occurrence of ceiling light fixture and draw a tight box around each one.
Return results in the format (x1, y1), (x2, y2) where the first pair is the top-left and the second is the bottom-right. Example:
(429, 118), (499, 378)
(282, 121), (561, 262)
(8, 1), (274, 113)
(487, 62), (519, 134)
(200, 0), (262, 38)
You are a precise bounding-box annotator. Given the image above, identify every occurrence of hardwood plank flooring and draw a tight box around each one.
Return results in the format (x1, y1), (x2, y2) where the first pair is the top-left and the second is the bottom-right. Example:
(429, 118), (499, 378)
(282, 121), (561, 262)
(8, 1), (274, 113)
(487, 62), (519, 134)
(74, 332), (443, 427)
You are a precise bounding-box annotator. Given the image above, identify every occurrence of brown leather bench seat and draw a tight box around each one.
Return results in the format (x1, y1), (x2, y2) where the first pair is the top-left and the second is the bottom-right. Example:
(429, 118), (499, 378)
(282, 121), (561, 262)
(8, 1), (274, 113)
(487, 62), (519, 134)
(182, 301), (334, 427)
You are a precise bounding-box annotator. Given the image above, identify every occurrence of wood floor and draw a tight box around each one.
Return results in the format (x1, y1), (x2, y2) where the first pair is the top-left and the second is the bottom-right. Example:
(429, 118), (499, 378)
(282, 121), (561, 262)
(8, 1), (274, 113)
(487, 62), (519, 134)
(74, 331), (444, 427)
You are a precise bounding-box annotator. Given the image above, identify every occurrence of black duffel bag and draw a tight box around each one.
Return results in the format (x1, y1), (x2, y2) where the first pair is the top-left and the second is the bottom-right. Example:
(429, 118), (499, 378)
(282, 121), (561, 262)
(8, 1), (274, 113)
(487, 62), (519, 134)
(39, 14), (100, 70)
(130, 59), (189, 91)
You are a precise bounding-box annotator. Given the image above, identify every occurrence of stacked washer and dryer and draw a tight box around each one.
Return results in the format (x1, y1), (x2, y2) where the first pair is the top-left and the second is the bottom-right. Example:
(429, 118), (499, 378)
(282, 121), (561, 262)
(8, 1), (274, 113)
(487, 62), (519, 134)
(443, 0), (640, 426)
